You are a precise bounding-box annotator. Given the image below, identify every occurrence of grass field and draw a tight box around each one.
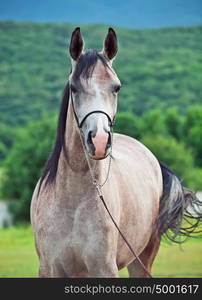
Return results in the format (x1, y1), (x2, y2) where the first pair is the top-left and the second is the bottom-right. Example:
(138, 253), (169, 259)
(0, 226), (202, 278)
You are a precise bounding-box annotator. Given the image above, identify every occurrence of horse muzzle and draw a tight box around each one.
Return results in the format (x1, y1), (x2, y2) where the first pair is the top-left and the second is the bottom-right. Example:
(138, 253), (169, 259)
(74, 109), (114, 160)
(87, 129), (111, 160)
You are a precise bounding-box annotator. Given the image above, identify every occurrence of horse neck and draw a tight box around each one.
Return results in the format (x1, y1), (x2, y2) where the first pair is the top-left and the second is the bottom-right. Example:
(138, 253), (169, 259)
(65, 100), (87, 169)
(58, 99), (99, 179)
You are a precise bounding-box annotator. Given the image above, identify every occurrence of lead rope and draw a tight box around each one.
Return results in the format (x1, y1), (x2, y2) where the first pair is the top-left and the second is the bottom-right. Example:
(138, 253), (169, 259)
(77, 129), (152, 278)
(71, 92), (152, 278)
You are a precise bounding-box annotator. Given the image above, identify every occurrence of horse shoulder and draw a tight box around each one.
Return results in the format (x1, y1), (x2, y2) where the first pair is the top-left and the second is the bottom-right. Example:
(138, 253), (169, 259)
(113, 133), (162, 196)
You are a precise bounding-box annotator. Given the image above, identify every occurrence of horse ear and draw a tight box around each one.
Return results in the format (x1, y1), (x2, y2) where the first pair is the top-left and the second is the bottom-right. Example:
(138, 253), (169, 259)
(69, 27), (84, 61)
(103, 28), (118, 61)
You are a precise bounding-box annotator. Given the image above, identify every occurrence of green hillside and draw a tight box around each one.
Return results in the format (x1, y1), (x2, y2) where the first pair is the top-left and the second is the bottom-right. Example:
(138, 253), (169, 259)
(0, 21), (202, 126)
(1, 21), (202, 222)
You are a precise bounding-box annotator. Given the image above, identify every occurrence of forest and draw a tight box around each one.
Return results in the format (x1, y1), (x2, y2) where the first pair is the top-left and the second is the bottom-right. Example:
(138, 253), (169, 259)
(0, 21), (202, 221)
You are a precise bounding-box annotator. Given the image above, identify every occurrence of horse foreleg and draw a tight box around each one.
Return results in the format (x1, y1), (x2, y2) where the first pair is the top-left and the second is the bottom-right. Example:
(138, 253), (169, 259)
(39, 264), (51, 277)
(127, 233), (160, 278)
(87, 260), (119, 278)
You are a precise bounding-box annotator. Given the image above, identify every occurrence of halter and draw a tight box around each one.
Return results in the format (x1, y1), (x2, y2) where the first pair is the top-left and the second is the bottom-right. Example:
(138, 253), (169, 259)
(70, 88), (152, 278)
(70, 90), (115, 129)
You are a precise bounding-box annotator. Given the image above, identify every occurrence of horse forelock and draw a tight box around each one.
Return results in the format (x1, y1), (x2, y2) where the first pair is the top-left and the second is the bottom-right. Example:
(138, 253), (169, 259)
(72, 49), (109, 83)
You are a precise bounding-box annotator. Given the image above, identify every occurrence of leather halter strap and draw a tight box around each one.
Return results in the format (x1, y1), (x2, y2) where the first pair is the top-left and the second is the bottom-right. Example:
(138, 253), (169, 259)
(78, 110), (115, 128)
(70, 90), (115, 128)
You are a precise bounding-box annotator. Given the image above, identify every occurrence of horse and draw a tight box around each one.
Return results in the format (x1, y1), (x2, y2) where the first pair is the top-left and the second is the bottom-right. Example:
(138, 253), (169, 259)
(31, 27), (201, 277)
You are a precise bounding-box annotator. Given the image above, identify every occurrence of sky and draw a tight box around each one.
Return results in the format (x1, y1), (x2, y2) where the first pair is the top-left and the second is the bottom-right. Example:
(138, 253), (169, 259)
(0, 0), (201, 29)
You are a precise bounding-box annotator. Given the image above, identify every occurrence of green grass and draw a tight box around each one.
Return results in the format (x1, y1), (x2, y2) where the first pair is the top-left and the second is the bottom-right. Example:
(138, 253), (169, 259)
(0, 226), (202, 277)
(0, 226), (38, 277)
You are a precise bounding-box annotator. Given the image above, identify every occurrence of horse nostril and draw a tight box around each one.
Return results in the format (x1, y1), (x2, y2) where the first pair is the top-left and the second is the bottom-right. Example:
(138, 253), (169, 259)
(106, 133), (111, 149)
(87, 131), (96, 155)
(87, 129), (111, 158)
(87, 131), (94, 145)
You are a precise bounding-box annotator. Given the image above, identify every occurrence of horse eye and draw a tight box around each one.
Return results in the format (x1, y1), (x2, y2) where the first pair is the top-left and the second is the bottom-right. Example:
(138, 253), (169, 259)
(70, 84), (77, 93)
(113, 85), (121, 93)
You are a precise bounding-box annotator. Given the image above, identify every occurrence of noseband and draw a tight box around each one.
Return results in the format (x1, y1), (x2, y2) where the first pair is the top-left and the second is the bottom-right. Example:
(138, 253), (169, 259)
(70, 89), (115, 129)
(77, 110), (115, 129)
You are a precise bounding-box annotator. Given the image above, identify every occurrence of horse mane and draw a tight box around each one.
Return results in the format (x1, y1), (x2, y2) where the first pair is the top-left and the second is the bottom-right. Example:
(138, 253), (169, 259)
(37, 82), (70, 195)
(38, 50), (109, 195)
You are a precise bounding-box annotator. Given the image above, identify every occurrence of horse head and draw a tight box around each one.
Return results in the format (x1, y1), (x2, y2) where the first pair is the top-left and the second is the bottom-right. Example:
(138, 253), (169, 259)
(69, 27), (121, 160)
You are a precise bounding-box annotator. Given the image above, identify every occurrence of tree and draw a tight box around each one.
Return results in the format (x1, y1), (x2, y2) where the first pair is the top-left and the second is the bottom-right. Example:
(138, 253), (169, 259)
(183, 168), (202, 191)
(182, 105), (202, 167)
(1, 116), (56, 221)
(164, 107), (184, 140)
(186, 121), (202, 167)
(183, 105), (202, 135)
(114, 112), (142, 139)
(140, 134), (194, 182)
(140, 109), (168, 136)
(0, 124), (15, 162)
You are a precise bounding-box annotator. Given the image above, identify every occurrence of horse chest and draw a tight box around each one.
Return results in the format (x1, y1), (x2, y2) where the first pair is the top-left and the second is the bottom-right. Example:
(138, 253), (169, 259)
(36, 196), (115, 260)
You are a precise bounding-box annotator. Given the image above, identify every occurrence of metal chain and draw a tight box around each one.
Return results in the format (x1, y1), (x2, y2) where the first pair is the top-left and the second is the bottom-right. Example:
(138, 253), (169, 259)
(78, 128), (113, 190)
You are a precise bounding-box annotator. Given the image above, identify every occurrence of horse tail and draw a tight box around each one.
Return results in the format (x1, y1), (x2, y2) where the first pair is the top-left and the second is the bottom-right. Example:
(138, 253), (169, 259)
(157, 161), (202, 242)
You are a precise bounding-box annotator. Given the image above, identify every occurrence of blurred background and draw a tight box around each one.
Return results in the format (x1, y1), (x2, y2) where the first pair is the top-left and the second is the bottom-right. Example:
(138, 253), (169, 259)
(0, 0), (202, 277)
